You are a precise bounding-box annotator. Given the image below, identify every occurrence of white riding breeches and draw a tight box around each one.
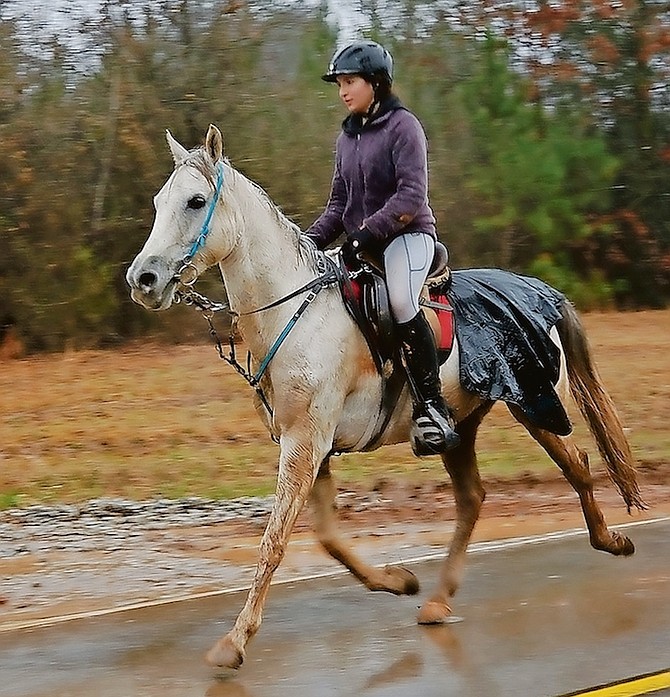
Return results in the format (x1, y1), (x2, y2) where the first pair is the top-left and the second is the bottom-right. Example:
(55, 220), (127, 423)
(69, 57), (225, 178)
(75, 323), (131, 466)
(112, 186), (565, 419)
(383, 232), (435, 324)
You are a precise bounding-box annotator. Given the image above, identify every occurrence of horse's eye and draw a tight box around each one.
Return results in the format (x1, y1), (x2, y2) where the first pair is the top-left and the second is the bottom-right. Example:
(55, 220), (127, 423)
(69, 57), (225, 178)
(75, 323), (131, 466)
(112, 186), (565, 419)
(187, 195), (206, 210)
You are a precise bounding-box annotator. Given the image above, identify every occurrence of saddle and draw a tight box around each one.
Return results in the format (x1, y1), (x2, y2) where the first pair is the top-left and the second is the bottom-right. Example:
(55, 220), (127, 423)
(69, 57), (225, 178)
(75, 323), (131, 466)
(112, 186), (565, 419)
(333, 242), (455, 452)
(337, 241), (456, 372)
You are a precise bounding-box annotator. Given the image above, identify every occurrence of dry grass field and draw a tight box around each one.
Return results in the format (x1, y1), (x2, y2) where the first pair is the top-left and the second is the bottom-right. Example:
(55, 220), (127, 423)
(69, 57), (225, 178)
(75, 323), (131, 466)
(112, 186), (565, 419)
(1, 310), (669, 508)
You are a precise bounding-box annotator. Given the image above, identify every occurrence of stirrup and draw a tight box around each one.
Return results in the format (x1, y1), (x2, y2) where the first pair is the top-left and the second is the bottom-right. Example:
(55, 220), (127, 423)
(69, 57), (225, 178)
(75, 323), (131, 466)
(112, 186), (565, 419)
(410, 404), (461, 457)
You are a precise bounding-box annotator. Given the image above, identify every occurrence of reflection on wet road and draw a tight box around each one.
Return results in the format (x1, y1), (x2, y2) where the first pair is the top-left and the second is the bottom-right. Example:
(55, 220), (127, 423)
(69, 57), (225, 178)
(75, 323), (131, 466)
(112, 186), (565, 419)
(2, 519), (669, 697)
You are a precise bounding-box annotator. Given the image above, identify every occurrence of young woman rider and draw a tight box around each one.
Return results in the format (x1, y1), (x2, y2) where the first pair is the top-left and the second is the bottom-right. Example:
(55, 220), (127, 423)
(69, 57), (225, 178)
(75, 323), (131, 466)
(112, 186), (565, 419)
(306, 40), (460, 456)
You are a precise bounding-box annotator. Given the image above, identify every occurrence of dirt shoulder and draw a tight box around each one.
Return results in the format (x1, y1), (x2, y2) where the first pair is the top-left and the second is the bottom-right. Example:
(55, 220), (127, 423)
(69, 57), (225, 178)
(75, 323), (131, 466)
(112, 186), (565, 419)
(1, 466), (668, 632)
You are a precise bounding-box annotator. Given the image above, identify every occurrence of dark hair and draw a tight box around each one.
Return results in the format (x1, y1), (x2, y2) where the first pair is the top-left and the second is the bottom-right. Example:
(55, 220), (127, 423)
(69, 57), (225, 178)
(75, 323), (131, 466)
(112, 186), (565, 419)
(369, 73), (393, 101)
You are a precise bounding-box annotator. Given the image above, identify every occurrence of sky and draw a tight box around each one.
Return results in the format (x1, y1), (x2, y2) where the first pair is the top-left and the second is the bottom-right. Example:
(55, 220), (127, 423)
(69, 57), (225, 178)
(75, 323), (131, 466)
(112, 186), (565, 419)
(0, 0), (367, 41)
(0, 0), (375, 70)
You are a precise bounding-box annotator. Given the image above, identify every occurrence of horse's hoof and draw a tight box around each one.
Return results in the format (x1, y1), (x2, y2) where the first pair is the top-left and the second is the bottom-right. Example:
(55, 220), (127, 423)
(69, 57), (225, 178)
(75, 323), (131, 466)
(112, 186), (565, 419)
(382, 565), (420, 596)
(592, 530), (635, 557)
(612, 531), (635, 556)
(417, 599), (452, 625)
(205, 636), (245, 670)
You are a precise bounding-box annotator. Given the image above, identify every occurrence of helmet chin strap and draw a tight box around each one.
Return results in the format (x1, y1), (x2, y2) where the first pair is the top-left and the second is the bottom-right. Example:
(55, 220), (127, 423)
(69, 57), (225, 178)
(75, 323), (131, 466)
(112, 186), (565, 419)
(364, 80), (382, 119)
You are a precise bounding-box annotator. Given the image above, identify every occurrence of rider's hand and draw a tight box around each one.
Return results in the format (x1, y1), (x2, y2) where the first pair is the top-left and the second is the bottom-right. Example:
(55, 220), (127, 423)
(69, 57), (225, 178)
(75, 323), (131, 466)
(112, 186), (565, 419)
(348, 225), (374, 252)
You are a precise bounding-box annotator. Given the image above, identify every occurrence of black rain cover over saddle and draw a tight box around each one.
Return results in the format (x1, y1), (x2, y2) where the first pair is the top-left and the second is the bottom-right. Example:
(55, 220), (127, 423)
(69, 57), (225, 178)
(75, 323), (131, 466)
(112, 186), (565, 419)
(447, 268), (572, 436)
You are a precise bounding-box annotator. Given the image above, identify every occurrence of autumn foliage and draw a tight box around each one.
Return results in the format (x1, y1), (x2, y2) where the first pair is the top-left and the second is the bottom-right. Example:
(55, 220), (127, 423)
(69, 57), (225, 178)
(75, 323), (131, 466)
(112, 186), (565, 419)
(0, 0), (667, 351)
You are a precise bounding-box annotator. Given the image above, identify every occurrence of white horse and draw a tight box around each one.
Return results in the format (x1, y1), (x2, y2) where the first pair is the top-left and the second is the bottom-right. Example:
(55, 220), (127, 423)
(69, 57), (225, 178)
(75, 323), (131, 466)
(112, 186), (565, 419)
(126, 125), (644, 670)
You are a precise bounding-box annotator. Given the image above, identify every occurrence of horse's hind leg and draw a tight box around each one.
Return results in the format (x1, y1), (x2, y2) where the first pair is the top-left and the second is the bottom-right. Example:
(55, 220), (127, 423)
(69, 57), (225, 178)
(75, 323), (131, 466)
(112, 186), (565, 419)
(507, 404), (634, 556)
(309, 457), (420, 595)
(418, 403), (492, 625)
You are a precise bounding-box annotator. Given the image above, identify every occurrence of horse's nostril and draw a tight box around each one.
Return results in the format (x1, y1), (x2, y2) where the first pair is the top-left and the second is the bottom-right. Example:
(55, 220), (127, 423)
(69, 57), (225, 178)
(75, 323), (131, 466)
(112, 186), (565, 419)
(139, 271), (157, 290)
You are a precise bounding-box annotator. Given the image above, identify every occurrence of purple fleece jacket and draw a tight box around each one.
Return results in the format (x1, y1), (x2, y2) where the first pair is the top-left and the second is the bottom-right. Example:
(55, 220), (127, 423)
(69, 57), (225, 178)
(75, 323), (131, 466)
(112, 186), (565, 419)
(307, 97), (436, 250)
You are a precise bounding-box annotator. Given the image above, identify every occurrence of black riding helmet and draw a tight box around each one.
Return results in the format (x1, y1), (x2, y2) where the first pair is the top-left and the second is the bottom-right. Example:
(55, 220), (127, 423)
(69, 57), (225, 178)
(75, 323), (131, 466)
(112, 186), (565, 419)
(322, 40), (393, 85)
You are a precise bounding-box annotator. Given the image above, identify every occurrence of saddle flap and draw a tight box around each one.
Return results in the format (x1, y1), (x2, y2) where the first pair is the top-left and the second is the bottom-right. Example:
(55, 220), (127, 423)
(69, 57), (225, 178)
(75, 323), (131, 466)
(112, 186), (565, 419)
(339, 253), (454, 364)
(362, 274), (395, 350)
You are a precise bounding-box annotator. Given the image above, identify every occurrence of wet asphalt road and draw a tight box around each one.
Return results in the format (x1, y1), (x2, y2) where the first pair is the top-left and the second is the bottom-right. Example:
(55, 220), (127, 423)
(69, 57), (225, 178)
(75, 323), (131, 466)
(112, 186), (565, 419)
(2, 519), (669, 697)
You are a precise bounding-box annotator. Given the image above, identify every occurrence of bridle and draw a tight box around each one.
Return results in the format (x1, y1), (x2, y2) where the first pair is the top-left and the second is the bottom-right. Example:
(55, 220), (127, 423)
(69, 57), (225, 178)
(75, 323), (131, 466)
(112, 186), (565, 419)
(174, 160), (226, 287)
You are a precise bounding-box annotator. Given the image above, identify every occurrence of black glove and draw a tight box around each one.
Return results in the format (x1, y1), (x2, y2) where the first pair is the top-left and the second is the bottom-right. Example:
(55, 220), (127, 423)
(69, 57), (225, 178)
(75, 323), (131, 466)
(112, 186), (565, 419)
(348, 225), (374, 252)
(340, 239), (360, 269)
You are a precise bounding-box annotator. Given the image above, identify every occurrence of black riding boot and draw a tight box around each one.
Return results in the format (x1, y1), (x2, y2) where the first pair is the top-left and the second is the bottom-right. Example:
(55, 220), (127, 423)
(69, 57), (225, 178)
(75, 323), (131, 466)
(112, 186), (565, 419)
(396, 312), (461, 456)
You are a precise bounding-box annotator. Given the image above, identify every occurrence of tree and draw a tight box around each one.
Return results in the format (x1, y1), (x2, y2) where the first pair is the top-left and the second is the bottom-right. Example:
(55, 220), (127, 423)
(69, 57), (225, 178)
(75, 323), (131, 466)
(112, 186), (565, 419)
(1, 0), (668, 353)
(524, 0), (670, 306)
(461, 35), (621, 307)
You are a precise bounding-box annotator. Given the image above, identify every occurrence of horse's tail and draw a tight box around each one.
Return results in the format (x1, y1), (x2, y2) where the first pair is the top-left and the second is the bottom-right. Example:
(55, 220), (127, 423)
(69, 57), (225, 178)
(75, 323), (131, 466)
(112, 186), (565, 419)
(556, 301), (645, 512)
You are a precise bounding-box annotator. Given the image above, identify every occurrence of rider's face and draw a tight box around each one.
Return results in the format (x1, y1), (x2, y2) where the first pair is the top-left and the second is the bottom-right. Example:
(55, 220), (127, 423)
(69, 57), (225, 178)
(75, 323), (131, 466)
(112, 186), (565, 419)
(336, 75), (375, 115)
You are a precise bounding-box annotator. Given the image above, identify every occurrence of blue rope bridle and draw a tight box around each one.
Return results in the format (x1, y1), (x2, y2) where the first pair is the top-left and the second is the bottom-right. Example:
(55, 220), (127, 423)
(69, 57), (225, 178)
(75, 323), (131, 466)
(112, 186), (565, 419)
(188, 160), (225, 259)
(176, 161), (226, 286)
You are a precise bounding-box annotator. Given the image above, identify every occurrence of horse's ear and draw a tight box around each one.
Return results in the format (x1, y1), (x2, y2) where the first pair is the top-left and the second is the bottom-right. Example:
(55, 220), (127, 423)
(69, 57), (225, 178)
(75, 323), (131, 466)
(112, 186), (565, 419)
(166, 130), (189, 164)
(205, 124), (224, 163)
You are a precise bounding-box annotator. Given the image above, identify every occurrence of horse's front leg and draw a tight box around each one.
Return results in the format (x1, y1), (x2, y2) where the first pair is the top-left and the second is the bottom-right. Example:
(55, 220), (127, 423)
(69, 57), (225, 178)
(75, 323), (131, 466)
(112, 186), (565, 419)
(206, 430), (323, 670)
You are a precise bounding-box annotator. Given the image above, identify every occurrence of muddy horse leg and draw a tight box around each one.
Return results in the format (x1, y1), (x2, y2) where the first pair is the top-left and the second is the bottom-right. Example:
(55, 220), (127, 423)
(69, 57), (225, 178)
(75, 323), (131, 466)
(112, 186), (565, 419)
(309, 457), (419, 595)
(418, 404), (492, 624)
(507, 404), (634, 556)
(205, 430), (323, 670)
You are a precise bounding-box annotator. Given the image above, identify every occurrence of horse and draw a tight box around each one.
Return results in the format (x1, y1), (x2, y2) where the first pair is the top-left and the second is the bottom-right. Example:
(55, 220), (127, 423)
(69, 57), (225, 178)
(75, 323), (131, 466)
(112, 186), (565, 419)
(126, 125), (644, 671)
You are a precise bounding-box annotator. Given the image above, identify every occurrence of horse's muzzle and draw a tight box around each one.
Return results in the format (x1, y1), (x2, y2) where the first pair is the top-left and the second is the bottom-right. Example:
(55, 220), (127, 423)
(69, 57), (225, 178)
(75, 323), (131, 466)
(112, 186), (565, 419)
(126, 255), (177, 310)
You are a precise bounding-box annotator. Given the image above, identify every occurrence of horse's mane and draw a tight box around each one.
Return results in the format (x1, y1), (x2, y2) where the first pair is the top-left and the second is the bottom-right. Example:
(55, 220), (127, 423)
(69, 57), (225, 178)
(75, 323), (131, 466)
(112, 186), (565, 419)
(182, 148), (322, 271)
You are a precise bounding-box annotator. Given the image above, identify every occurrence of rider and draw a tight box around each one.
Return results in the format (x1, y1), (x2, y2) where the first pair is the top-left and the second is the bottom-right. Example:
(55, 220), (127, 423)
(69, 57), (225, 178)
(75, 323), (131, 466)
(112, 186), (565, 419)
(306, 40), (460, 456)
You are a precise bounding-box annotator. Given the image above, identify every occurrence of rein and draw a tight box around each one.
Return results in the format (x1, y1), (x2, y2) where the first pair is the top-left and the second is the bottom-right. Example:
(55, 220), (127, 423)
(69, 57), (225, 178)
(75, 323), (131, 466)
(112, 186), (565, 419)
(245, 256), (339, 381)
(171, 157), (343, 430)
(175, 252), (339, 429)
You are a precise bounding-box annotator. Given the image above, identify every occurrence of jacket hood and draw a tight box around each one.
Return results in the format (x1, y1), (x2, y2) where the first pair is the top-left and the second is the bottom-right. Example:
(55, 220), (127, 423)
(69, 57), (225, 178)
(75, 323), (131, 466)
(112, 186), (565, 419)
(342, 95), (404, 136)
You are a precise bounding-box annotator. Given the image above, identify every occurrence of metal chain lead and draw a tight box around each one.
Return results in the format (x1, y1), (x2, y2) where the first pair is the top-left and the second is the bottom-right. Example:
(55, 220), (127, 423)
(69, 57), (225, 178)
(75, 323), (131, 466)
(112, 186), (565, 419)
(202, 311), (277, 436)
(174, 286), (228, 313)
(175, 285), (276, 440)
